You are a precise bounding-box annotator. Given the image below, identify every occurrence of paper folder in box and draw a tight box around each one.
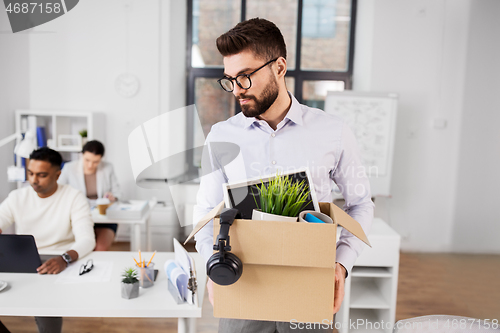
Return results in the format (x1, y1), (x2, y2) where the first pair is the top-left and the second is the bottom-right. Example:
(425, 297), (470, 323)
(105, 200), (149, 219)
(185, 201), (370, 323)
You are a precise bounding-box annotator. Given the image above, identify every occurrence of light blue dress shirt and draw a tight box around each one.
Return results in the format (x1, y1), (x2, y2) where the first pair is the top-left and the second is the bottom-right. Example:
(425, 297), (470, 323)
(194, 93), (374, 275)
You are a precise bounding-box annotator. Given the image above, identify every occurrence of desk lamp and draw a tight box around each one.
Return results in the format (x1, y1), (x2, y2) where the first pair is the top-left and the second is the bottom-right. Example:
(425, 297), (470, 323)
(0, 129), (37, 181)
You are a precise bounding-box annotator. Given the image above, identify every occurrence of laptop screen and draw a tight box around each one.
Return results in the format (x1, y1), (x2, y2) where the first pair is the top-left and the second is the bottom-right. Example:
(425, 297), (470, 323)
(0, 234), (43, 273)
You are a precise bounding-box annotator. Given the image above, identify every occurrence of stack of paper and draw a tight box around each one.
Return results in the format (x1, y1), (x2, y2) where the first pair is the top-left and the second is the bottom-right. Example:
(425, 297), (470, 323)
(106, 200), (149, 219)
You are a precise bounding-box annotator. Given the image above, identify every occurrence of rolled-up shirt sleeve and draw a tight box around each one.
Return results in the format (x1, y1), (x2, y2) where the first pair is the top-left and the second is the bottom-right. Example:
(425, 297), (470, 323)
(332, 123), (374, 276)
(69, 191), (96, 258)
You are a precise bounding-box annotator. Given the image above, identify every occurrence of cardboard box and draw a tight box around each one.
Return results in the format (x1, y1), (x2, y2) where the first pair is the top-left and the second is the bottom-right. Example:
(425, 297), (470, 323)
(185, 201), (370, 323)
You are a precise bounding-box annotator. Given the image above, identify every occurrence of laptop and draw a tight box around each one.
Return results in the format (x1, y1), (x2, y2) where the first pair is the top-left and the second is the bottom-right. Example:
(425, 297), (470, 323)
(0, 234), (59, 273)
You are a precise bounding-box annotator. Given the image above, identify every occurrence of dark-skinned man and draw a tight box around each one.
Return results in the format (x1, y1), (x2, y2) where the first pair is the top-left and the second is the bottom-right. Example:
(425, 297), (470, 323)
(0, 147), (95, 333)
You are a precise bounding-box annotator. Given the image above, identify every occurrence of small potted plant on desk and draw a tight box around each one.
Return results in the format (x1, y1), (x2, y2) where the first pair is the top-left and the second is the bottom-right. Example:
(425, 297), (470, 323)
(121, 267), (139, 299)
(252, 173), (311, 222)
(79, 129), (87, 146)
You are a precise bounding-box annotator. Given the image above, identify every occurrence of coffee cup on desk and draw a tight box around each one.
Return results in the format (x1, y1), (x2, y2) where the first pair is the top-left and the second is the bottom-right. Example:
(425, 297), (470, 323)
(96, 198), (111, 215)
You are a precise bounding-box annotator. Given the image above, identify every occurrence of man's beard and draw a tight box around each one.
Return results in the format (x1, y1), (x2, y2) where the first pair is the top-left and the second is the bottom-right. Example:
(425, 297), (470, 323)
(237, 77), (279, 118)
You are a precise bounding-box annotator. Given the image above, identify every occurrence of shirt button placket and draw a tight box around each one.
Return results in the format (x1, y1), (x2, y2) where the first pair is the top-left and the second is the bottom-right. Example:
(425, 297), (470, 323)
(270, 132), (276, 169)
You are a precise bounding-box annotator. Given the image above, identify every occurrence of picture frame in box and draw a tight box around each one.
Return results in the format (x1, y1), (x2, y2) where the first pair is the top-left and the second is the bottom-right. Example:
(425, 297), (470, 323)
(222, 167), (320, 220)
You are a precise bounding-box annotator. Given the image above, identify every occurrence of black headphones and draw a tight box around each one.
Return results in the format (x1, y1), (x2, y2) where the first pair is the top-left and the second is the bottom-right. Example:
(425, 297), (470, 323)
(206, 208), (243, 286)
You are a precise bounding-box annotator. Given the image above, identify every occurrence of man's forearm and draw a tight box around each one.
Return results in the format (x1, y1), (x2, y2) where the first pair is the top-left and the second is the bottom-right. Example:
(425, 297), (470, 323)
(67, 249), (79, 262)
(71, 237), (95, 258)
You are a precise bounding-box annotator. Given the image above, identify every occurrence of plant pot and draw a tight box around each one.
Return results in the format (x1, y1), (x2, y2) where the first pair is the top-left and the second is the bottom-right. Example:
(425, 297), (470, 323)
(251, 209), (298, 222)
(121, 281), (139, 299)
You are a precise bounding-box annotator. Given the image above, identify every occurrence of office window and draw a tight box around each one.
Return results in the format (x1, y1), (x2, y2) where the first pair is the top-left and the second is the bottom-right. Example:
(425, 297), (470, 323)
(246, 0), (299, 70)
(302, 80), (345, 109)
(191, 0), (241, 68)
(187, 0), (356, 168)
(301, 0), (353, 71)
(302, 0), (337, 39)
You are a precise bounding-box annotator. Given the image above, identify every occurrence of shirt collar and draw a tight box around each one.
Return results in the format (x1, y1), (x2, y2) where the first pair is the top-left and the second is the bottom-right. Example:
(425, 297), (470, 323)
(241, 92), (303, 128)
(242, 114), (257, 128)
(284, 93), (304, 126)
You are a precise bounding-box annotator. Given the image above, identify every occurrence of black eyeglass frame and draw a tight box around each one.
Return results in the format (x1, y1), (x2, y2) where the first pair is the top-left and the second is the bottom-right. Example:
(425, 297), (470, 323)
(217, 58), (279, 92)
(79, 259), (94, 276)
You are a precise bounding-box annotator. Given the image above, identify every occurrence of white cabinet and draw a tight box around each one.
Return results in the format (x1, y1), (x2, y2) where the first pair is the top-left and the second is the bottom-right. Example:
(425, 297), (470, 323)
(168, 181), (201, 239)
(338, 218), (401, 333)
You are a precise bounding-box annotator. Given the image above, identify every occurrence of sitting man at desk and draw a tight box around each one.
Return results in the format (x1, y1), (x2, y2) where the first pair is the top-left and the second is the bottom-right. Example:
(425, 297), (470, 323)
(0, 147), (95, 333)
(58, 140), (121, 251)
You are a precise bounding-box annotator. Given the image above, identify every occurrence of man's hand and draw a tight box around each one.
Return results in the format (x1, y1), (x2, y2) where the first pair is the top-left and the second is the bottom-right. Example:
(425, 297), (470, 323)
(207, 278), (214, 306)
(37, 256), (67, 274)
(333, 262), (347, 313)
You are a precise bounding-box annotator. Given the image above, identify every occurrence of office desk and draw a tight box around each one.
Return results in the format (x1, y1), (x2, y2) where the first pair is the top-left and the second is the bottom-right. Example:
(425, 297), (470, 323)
(0, 251), (206, 333)
(92, 207), (152, 251)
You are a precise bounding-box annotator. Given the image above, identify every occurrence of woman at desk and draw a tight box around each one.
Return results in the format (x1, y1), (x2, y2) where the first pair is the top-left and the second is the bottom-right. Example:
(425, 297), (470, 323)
(58, 140), (121, 251)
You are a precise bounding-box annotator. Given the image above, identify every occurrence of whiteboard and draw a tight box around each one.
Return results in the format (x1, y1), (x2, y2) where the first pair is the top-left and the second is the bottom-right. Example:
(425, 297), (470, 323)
(324, 91), (398, 197)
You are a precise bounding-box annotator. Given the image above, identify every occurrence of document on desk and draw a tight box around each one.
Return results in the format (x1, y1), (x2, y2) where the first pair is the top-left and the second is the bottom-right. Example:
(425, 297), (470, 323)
(106, 200), (149, 219)
(55, 261), (114, 284)
(164, 239), (198, 306)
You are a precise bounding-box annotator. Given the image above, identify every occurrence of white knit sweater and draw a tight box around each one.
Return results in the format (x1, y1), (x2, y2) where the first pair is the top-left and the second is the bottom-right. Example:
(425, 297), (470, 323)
(0, 184), (96, 257)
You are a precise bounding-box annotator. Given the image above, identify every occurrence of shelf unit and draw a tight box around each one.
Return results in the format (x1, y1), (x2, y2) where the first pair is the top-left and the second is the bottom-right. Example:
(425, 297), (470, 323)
(13, 109), (103, 185)
(15, 109), (96, 154)
(338, 218), (401, 333)
(348, 309), (392, 333)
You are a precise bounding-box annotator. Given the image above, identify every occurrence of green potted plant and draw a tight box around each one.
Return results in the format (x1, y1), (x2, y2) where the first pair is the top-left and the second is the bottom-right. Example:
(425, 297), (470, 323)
(79, 129), (88, 146)
(121, 267), (139, 299)
(252, 172), (312, 222)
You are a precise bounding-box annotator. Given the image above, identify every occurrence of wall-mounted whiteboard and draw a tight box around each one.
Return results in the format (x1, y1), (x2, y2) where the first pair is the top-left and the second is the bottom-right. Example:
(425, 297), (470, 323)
(324, 91), (398, 197)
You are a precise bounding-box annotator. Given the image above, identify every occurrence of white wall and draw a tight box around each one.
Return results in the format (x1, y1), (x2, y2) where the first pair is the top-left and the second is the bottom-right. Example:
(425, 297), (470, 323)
(0, 0), (187, 239)
(27, 0), (159, 201)
(354, 0), (466, 251)
(0, 10), (30, 201)
(355, 0), (499, 253)
(11, 0), (187, 203)
(451, 0), (500, 253)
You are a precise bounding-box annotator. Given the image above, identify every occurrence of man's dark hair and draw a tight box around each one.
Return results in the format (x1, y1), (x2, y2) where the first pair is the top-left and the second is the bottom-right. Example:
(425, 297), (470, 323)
(216, 18), (286, 61)
(82, 140), (105, 156)
(29, 147), (63, 170)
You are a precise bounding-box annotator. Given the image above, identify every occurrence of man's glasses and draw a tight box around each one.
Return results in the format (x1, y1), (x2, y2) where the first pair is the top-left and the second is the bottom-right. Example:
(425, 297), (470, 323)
(218, 58), (278, 92)
(79, 259), (94, 276)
